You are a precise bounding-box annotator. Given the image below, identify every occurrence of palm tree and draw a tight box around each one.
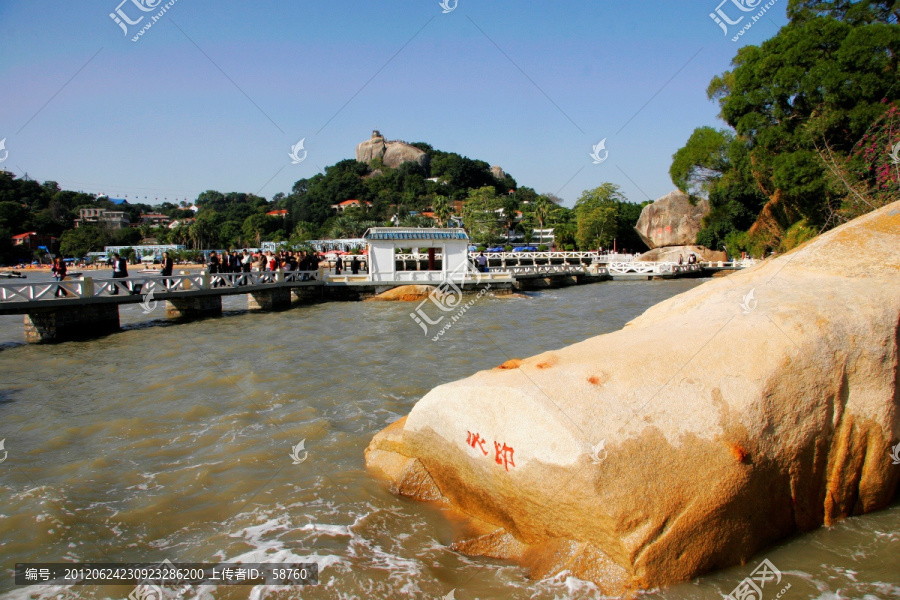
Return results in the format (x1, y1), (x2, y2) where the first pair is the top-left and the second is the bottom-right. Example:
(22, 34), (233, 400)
(329, 216), (364, 239)
(433, 196), (451, 227)
(534, 196), (552, 241)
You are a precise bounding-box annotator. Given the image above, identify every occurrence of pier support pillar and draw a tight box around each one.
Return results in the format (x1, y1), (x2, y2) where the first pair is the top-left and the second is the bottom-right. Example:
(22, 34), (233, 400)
(24, 304), (120, 343)
(166, 295), (222, 319)
(292, 286), (323, 304)
(248, 288), (291, 311)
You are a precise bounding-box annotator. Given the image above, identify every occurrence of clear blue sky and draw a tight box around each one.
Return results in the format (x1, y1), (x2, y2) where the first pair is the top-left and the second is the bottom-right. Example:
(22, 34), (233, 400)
(0, 0), (789, 207)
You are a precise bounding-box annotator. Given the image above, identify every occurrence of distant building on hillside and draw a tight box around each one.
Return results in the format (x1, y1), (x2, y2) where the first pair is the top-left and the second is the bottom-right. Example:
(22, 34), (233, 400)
(168, 218), (195, 229)
(140, 213), (171, 226)
(74, 208), (130, 229)
(533, 228), (555, 244)
(332, 199), (372, 212)
(12, 231), (59, 253)
(266, 209), (289, 218)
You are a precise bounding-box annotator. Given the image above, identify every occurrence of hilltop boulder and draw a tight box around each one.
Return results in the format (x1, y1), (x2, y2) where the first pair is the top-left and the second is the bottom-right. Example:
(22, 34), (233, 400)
(356, 130), (427, 169)
(635, 191), (710, 249)
(366, 201), (900, 596)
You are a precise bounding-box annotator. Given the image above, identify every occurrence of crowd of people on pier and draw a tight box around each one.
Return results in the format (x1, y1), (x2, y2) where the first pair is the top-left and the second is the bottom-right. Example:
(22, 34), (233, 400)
(203, 250), (362, 276)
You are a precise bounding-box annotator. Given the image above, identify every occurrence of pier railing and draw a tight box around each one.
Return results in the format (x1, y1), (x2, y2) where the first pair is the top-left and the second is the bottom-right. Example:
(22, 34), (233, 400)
(0, 270), (320, 305)
(489, 264), (608, 277)
(606, 262), (703, 275)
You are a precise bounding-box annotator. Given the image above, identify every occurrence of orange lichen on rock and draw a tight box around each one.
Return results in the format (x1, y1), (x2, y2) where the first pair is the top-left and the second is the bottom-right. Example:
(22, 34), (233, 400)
(728, 443), (749, 463)
(497, 359), (522, 370)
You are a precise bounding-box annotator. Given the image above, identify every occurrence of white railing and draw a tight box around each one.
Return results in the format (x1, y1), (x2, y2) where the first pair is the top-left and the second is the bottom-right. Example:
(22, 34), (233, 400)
(490, 264), (607, 277)
(474, 251), (600, 261)
(700, 259), (755, 268)
(0, 279), (86, 302)
(393, 252), (607, 261)
(0, 270), (320, 305)
(607, 262), (703, 275)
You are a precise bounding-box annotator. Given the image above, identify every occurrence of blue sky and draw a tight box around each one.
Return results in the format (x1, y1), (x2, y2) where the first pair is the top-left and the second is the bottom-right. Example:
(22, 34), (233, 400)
(0, 0), (789, 207)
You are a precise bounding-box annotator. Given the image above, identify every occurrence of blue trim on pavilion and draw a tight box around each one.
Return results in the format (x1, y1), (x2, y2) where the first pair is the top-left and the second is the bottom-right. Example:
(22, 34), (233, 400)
(363, 228), (469, 241)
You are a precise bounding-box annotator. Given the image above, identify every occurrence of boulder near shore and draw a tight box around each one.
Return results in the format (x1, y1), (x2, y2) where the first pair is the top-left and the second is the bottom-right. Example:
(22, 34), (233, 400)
(365, 202), (900, 596)
(634, 190), (710, 249)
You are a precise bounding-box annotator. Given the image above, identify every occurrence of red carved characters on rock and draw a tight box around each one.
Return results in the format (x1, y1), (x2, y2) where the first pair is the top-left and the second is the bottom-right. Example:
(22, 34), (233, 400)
(466, 432), (516, 471)
(466, 431), (488, 456)
(494, 441), (515, 471)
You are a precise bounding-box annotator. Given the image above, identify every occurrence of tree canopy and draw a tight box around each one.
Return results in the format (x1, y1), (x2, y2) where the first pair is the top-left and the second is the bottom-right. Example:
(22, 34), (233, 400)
(672, 0), (899, 256)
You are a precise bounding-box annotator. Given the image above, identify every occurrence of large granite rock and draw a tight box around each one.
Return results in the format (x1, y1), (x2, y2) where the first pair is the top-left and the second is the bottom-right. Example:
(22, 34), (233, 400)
(635, 245), (727, 263)
(635, 191), (710, 249)
(366, 201), (900, 596)
(356, 130), (427, 169)
(365, 285), (442, 302)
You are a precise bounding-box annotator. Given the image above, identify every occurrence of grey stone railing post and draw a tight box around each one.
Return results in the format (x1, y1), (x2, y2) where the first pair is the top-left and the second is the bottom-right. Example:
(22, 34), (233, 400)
(81, 277), (94, 298)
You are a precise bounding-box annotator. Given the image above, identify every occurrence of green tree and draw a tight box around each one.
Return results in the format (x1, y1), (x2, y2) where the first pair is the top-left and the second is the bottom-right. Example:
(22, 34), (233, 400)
(669, 127), (733, 196)
(461, 186), (503, 245)
(433, 196), (451, 227)
(533, 196), (553, 233)
(573, 184), (627, 250)
(576, 206), (618, 250)
(242, 213), (268, 247)
(59, 225), (107, 258)
(707, 2), (899, 230)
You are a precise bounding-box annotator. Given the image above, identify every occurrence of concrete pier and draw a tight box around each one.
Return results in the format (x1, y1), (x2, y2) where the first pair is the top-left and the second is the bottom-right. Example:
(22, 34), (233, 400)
(24, 304), (120, 343)
(291, 287), (323, 304)
(165, 295), (222, 319)
(248, 288), (292, 311)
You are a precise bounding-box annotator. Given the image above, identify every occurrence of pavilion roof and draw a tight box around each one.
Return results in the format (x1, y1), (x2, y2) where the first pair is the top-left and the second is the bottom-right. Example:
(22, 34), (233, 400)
(363, 227), (469, 241)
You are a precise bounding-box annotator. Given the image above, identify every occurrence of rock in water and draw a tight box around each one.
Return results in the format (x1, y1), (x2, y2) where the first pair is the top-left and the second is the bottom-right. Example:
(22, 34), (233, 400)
(365, 285), (442, 302)
(365, 201), (900, 596)
(356, 130), (427, 169)
(635, 190), (710, 249)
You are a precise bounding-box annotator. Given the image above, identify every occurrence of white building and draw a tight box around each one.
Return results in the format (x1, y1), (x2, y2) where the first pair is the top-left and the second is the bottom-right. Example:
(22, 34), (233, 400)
(364, 227), (474, 283)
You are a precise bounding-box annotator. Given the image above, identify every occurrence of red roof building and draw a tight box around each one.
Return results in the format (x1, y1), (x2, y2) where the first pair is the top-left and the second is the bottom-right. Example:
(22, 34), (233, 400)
(12, 231), (59, 252)
(331, 199), (372, 212)
(266, 209), (289, 217)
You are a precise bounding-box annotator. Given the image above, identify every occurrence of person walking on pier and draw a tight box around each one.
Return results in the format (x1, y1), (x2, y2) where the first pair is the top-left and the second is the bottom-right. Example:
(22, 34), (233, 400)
(208, 251), (225, 288)
(160, 251), (174, 290)
(351, 256), (360, 275)
(111, 253), (128, 295)
(334, 254), (343, 275)
(52, 257), (68, 297)
(476, 252), (488, 273)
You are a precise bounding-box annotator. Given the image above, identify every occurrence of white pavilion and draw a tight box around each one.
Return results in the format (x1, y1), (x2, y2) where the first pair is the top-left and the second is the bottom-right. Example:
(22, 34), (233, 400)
(363, 227), (475, 283)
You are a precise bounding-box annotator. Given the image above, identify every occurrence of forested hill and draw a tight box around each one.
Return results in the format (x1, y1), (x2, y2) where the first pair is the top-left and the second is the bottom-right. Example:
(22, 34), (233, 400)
(1, 143), (649, 261)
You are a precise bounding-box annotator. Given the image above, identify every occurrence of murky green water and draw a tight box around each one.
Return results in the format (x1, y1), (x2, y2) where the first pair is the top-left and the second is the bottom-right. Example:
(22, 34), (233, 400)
(0, 278), (897, 599)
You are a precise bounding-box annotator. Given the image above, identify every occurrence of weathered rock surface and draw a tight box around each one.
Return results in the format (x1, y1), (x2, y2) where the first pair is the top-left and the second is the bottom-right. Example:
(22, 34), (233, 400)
(356, 130), (427, 169)
(366, 201), (900, 596)
(365, 285), (441, 302)
(491, 165), (507, 180)
(635, 245), (727, 263)
(635, 191), (710, 249)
